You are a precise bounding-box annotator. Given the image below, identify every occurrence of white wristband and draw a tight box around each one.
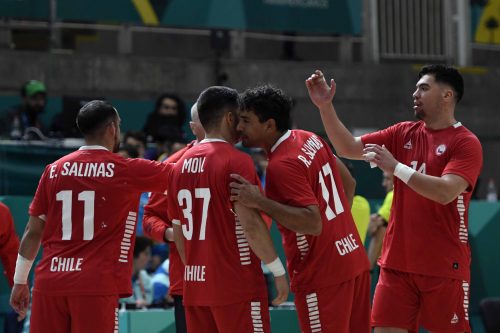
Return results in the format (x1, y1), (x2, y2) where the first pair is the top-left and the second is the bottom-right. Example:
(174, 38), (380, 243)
(266, 257), (286, 277)
(13, 254), (34, 285)
(394, 163), (416, 184)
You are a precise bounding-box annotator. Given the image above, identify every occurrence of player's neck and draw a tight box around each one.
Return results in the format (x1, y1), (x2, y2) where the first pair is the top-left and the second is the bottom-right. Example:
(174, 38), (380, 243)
(424, 115), (457, 130)
(264, 130), (287, 153)
(84, 137), (112, 151)
(204, 130), (232, 144)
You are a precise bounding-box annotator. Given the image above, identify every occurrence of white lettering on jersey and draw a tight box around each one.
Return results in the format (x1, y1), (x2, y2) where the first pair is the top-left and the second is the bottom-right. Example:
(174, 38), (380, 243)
(410, 161), (426, 174)
(49, 164), (57, 178)
(59, 162), (115, 177)
(184, 265), (206, 281)
(335, 234), (360, 256)
(297, 135), (324, 168)
(181, 157), (206, 174)
(50, 257), (83, 272)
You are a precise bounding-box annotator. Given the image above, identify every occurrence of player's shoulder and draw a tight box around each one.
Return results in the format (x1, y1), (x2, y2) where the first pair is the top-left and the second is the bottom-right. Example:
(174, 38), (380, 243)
(394, 120), (422, 132)
(454, 123), (480, 141)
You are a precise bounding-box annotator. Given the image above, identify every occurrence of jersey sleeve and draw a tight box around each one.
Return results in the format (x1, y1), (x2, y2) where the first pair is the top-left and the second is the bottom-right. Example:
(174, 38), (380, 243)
(377, 191), (393, 222)
(143, 146), (192, 242)
(360, 123), (400, 152)
(143, 192), (170, 243)
(266, 159), (318, 207)
(166, 177), (181, 226)
(0, 203), (20, 287)
(442, 135), (483, 191)
(125, 158), (172, 195)
(29, 165), (51, 219)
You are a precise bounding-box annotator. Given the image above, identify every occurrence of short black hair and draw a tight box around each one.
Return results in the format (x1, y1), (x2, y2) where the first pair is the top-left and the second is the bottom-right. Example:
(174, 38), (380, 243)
(240, 85), (291, 132)
(419, 65), (464, 103)
(196, 86), (239, 131)
(133, 236), (153, 258)
(76, 100), (118, 137)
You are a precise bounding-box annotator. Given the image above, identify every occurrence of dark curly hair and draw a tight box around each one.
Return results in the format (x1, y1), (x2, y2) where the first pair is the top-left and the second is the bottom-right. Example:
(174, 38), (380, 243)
(239, 84), (292, 132)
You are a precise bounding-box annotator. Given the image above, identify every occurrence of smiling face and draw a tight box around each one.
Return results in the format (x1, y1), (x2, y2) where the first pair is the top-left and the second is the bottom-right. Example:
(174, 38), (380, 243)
(412, 74), (450, 121)
(236, 109), (269, 149)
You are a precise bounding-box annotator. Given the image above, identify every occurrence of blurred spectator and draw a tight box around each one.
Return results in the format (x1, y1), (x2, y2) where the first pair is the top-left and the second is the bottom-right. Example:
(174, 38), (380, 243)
(149, 243), (168, 274)
(367, 172), (394, 270)
(250, 149), (268, 186)
(0, 80), (48, 140)
(151, 258), (174, 307)
(143, 93), (186, 147)
(117, 144), (139, 159)
(123, 131), (148, 159)
(343, 161), (371, 244)
(121, 237), (154, 309)
(351, 195), (371, 245)
(157, 141), (187, 162)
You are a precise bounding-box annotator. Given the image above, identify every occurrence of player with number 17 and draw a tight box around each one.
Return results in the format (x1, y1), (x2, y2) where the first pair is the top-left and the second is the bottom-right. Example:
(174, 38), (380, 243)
(231, 85), (371, 333)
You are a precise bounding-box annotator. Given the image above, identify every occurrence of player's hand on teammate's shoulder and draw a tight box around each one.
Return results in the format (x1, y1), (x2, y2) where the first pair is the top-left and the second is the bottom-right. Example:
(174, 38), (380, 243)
(271, 275), (289, 306)
(305, 70), (337, 109)
(229, 174), (263, 209)
(10, 283), (30, 321)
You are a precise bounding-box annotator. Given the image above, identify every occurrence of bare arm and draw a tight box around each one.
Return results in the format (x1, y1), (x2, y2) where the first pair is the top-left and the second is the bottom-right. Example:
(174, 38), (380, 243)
(336, 157), (356, 207)
(405, 173), (469, 205)
(172, 223), (185, 264)
(18, 216), (44, 260)
(234, 202), (289, 305)
(365, 144), (469, 205)
(230, 174), (322, 236)
(305, 70), (364, 159)
(10, 215), (44, 320)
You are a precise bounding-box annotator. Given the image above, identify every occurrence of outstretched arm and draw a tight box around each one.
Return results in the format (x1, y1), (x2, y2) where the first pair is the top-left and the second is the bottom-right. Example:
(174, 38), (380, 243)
(305, 70), (364, 159)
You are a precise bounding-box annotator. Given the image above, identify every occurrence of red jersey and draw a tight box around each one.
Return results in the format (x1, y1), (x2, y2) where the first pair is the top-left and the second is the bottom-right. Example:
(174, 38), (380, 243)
(0, 202), (20, 287)
(143, 142), (194, 296)
(29, 146), (171, 297)
(266, 130), (369, 293)
(167, 139), (267, 306)
(361, 121), (483, 280)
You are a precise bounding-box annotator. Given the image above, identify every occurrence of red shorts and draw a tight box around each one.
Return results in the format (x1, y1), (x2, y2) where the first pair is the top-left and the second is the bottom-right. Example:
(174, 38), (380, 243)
(30, 290), (119, 333)
(185, 296), (270, 333)
(372, 267), (471, 332)
(294, 270), (371, 333)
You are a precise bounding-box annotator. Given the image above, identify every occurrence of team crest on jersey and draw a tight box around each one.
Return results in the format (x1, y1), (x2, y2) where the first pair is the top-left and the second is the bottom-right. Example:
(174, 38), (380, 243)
(436, 144), (446, 156)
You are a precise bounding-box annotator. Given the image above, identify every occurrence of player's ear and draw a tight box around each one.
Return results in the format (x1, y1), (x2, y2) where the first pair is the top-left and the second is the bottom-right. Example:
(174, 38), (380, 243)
(266, 118), (277, 132)
(443, 88), (454, 101)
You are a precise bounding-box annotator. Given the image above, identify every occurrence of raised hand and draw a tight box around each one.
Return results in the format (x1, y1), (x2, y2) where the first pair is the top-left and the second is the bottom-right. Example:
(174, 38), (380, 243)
(305, 70), (336, 109)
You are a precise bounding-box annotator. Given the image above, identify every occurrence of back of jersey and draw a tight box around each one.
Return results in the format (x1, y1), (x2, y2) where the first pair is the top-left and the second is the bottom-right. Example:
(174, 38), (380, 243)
(29, 147), (169, 297)
(168, 140), (266, 306)
(266, 130), (369, 292)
